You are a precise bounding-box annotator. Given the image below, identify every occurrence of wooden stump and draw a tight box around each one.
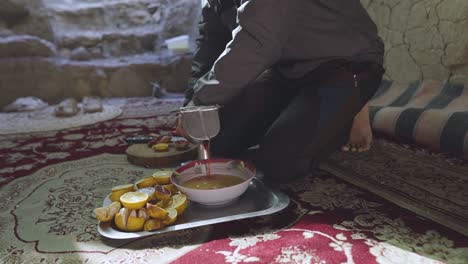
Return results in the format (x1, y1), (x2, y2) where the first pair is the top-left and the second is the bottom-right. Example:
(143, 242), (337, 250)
(126, 143), (198, 168)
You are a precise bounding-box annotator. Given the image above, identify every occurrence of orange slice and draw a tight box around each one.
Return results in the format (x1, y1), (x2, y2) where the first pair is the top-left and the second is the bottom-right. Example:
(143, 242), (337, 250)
(120, 192), (149, 210)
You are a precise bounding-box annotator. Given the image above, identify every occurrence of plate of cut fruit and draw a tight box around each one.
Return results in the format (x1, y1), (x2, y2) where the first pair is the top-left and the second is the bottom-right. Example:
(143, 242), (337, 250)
(94, 167), (290, 239)
(95, 171), (190, 238)
(126, 135), (198, 168)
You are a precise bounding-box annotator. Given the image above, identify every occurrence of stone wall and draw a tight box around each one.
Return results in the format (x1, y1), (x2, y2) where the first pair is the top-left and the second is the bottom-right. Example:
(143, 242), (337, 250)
(0, 0), (53, 40)
(2, 0), (466, 109)
(362, 0), (468, 84)
(0, 0), (199, 108)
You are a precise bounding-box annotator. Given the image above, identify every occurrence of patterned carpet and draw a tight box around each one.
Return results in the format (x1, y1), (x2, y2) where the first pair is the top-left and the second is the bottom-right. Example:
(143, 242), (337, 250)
(323, 79), (468, 238)
(0, 104), (122, 135)
(324, 137), (468, 238)
(0, 97), (467, 263)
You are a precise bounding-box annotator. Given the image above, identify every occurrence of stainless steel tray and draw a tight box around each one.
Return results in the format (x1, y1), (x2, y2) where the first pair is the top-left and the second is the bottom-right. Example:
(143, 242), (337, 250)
(97, 178), (289, 239)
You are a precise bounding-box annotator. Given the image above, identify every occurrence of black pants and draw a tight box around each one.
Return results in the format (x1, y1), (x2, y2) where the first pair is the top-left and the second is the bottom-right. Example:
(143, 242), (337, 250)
(210, 61), (384, 183)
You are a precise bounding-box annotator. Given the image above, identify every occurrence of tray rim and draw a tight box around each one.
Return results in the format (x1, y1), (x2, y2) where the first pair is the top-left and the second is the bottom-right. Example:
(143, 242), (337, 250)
(97, 178), (290, 239)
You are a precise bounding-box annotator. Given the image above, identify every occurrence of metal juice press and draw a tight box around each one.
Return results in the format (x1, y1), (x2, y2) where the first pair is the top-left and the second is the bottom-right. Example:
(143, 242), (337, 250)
(177, 105), (221, 160)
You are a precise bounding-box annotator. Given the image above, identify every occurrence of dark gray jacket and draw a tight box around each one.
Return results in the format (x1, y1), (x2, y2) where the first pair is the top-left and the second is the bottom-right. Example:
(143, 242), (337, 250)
(188, 0), (384, 105)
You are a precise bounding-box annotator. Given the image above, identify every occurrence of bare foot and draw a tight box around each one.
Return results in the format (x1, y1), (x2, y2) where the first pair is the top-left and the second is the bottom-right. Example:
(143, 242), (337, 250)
(342, 103), (372, 152)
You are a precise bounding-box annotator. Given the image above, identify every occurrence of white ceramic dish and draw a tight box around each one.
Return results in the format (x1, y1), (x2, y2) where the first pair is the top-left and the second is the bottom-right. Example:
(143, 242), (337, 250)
(171, 159), (256, 206)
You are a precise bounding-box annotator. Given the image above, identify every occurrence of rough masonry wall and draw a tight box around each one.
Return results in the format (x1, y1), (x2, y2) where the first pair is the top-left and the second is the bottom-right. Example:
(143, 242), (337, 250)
(1, 0), (465, 108)
(0, 0), (200, 108)
(362, 0), (468, 84)
(0, 0), (53, 40)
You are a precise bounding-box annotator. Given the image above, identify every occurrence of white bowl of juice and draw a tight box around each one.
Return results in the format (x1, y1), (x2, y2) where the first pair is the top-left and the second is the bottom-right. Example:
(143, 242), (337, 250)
(171, 159), (256, 206)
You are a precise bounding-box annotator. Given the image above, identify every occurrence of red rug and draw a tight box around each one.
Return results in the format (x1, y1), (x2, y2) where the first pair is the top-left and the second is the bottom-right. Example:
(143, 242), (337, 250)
(0, 98), (179, 186)
(0, 97), (467, 264)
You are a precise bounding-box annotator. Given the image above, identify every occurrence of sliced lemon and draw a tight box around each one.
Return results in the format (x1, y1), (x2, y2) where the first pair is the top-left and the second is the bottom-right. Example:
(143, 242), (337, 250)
(156, 200), (167, 208)
(162, 183), (179, 194)
(94, 201), (121, 222)
(114, 208), (129, 231)
(162, 208), (178, 225)
(165, 193), (188, 215)
(154, 185), (172, 201)
(120, 192), (149, 210)
(114, 208), (147, 232)
(109, 184), (134, 202)
(135, 177), (158, 189)
(152, 143), (169, 152)
(95, 207), (112, 222)
(126, 209), (147, 232)
(146, 203), (168, 219)
(144, 219), (164, 231)
(136, 187), (156, 200)
(112, 183), (135, 192)
(152, 170), (173, 185)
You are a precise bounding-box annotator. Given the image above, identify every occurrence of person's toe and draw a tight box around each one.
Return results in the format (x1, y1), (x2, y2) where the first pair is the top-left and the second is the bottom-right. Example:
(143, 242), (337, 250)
(354, 144), (363, 152)
(363, 144), (371, 152)
(359, 140), (371, 152)
(342, 143), (350, 151)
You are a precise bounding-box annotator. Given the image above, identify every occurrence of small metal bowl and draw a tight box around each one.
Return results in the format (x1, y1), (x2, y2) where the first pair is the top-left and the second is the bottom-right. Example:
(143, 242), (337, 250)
(171, 159), (256, 206)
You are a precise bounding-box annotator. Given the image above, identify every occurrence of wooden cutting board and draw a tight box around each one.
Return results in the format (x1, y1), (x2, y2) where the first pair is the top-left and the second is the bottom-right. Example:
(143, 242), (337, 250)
(126, 143), (198, 168)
